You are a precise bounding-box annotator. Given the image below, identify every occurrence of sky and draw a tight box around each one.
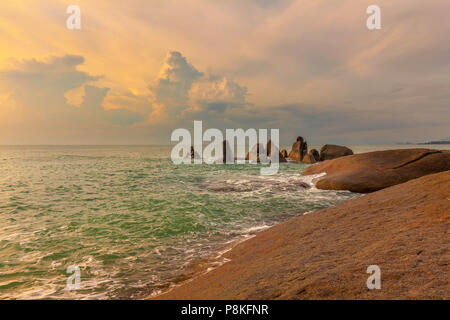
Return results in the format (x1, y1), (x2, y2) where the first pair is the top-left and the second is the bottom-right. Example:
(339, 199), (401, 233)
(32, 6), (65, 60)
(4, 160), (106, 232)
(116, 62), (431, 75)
(0, 0), (449, 145)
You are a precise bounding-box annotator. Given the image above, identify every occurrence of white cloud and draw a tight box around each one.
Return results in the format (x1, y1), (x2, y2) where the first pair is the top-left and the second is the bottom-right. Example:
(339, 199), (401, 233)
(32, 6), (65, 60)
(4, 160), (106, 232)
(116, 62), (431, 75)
(149, 51), (203, 115)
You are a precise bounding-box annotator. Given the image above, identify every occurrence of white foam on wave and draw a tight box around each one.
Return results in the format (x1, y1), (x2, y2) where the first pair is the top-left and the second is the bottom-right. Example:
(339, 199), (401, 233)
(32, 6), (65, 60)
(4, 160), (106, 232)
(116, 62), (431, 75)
(207, 172), (319, 196)
(298, 172), (327, 190)
(239, 224), (270, 234)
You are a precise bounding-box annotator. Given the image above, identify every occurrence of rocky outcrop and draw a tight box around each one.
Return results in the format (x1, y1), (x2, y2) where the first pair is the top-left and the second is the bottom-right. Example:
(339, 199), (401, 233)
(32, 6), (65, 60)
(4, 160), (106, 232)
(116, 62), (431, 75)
(302, 148), (450, 193)
(303, 149), (320, 163)
(288, 136), (308, 161)
(302, 154), (317, 164)
(319, 144), (353, 161)
(266, 139), (273, 158)
(222, 140), (232, 163)
(267, 140), (287, 163)
(309, 149), (320, 162)
(246, 140), (287, 163)
(278, 154), (287, 163)
(190, 146), (201, 160)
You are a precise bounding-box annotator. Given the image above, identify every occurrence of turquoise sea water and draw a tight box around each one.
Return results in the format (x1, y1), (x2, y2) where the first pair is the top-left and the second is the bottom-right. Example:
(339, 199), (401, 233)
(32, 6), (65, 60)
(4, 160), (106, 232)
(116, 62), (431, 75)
(0, 144), (447, 299)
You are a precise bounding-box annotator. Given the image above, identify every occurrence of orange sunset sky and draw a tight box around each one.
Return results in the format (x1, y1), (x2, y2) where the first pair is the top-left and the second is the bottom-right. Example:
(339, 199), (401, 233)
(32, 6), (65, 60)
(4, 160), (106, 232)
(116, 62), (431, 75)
(0, 0), (449, 144)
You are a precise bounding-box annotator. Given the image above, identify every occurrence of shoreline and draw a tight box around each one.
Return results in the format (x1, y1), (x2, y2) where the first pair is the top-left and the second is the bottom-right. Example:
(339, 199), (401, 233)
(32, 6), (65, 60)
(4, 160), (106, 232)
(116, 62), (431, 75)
(148, 173), (352, 299)
(148, 214), (316, 299)
(147, 232), (260, 299)
(155, 170), (450, 299)
(148, 173), (354, 299)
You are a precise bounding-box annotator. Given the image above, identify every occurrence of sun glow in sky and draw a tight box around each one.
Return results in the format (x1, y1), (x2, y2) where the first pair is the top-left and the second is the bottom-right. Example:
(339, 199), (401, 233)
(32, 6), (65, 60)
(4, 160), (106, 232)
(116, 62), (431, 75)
(0, 0), (449, 144)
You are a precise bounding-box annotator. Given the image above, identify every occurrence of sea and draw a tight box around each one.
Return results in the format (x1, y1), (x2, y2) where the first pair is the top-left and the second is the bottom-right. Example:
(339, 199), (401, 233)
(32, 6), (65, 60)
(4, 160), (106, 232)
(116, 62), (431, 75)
(0, 144), (448, 299)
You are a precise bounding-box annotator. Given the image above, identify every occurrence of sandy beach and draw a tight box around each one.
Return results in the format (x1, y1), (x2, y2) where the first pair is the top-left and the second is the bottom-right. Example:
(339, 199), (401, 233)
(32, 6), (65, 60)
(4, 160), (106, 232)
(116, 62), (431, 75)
(157, 168), (449, 300)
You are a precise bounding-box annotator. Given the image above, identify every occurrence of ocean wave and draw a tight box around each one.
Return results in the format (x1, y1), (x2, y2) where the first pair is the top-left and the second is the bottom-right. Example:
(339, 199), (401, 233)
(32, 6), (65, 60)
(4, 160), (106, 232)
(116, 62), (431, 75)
(0, 146), (360, 300)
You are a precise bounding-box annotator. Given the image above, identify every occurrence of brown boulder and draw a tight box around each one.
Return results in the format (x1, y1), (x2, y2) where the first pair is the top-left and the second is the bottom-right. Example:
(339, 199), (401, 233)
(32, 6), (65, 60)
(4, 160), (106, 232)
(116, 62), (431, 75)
(267, 140), (287, 163)
(288, 136), (308, 161)
(302, 148), (450, 193)
(277, 152), (287, 163)
(302, 154), (317, 164)
(309, 149), (320, 161)
(319, 144), (353, 161)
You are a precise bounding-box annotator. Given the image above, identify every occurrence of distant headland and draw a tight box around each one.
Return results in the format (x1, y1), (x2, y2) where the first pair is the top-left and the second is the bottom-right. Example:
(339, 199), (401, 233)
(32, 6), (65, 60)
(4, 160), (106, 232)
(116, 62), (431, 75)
(397, 137), (450, 145)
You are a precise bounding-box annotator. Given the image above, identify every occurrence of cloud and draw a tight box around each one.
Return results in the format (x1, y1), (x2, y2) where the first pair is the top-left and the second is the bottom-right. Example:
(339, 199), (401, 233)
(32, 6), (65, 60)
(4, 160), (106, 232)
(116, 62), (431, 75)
(0, 55), (145, 144)
(189, 75), (248, 115)
(79, 85), (145, 127)
(1, 0), (449, 143)
(190, 75), (247, 104)
(1, 49), (448, 145)
(149, 51), (203, 115)
(0, 55), (97, 114)
(145, 51), (249, 126)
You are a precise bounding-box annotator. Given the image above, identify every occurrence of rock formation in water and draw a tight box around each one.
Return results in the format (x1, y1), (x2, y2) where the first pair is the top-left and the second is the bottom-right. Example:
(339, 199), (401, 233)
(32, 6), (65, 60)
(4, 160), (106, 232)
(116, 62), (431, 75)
(302, 153), (317, 164)
(288, 136), (308, 161)
(190, 146), (201, 160)
(309, 149), (320, 162)
(266, 139), (287, 163)
(319, 144), (353, 161)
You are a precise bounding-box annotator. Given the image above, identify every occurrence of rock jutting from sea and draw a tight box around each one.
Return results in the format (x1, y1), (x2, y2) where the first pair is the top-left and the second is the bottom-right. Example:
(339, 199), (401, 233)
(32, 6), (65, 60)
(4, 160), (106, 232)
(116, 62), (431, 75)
(285, 136), (353, 164)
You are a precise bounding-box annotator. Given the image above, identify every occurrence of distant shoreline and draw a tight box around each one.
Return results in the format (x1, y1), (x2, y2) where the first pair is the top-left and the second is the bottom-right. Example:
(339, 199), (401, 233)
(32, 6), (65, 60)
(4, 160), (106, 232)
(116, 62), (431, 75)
(397, 141), (450, 145)
(419, 141), (450, 145)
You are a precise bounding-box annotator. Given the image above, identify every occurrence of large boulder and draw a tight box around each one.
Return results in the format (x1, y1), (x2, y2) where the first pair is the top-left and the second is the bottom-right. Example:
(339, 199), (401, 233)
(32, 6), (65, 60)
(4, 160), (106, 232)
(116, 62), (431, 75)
(309, 149), (320, 162)
(302, 149), (450, 193)
(278, 153), (287, 163)
(319, 144), (353, 161)
(302, 154), (317, 164)
(288, 136), (308, 161)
